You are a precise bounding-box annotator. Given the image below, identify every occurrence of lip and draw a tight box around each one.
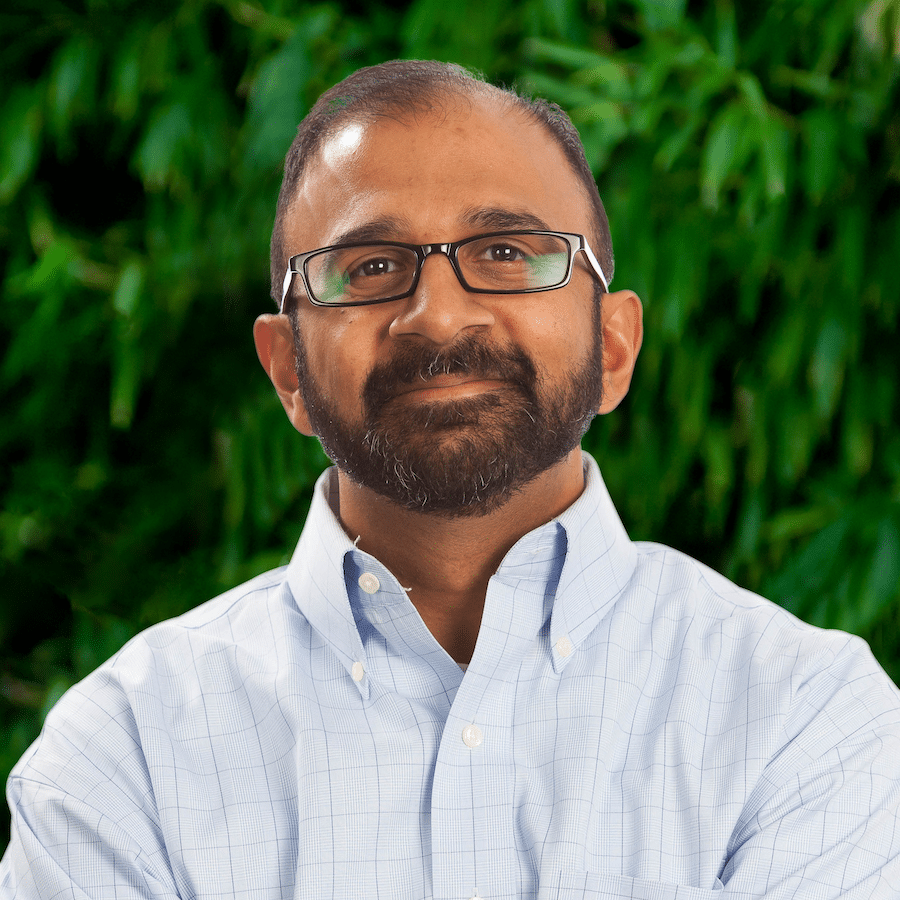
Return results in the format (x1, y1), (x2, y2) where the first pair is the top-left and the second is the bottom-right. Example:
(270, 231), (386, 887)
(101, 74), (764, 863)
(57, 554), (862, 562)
(392, 375), (507, 401)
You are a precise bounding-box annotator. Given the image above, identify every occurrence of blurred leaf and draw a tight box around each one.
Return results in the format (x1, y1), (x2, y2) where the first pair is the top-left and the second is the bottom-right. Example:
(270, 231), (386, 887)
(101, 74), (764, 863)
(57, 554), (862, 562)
(0, 85), (42, 204)
(855, 513), (900, 632)
(802, 107), (840, 202)
(108, 27), (145, 121)
(758, 115), (789, 199)
(769, 517), (851, 619)
(807, 316), (847, 422)
(135, 101), (194, 193)
(109, 260), (146, 429)
(524, 37), (609, 72)
(3, 0), (900, 855)
(47, 34), (100, 149)
(700, 101), (751, 208)
(635, 0), (688, 31)
(243, 16), (332, 174)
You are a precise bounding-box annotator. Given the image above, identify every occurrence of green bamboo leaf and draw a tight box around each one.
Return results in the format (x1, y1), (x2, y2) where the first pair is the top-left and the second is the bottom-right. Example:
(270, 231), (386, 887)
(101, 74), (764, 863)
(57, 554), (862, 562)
(0, 85), (42, 204)
(108, 260), (147, 430)
(858, 514), (900, 630)
(654, 117), (703, 171)
(109, 339), (143, 430)
(779, 402), (814, 484)
(635, 0), (688, 31)
(112, 260), (145, 319)
(109, 28), (146, 121)
(1, 240), (75, 385)
(735, 71), (767, 119)
(807, 317), (847, 422)
(523, 38), (607, 71)
(837, 205), (866, 292)
(763, 504), (840, 544)
(801, 107), (840, 202)
(573, 58), (632, 102)
(571, 103), (628, 169)
(842, 378), (876, 476)
(758, 116), (789, 199)
(733, 489), (765, 563)
(714, 0), (737, 69)
(47, 35), (98, 147)
(135, 101), (193, 192)
(771, 66), (837, 101)
(700, 102), (751, 208)
(243, 28), (320, 174)
(703, 425), (734, 508)
(656, 222), (705, 338)
(523, 72), (607, 111)
(859, 0), (900, 56)
(767, 310), (807, 386)
(768, 517), (850, 619)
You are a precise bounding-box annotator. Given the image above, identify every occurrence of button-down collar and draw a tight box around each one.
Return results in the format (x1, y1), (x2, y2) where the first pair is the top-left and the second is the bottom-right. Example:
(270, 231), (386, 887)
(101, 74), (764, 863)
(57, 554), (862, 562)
(285, 454), (637, 689)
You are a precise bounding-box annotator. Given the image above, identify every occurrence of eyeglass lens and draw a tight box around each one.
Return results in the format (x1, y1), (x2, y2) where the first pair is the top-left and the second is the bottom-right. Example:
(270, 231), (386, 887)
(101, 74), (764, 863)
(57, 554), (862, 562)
(305, 232), (571, 305)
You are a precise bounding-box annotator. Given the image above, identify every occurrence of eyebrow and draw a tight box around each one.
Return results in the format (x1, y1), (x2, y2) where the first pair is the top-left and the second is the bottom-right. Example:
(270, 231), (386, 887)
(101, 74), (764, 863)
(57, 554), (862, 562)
(326, 207), (553, 249)
(461, 206), (552, 233)
(330, 216), (414, 247)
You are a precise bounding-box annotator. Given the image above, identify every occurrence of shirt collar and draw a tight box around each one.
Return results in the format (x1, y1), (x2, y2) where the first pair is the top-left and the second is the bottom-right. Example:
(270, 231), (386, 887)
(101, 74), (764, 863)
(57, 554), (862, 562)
(285, 469), (373, 698)
(285, 453), (636, 690)
(549, 452), (637, 673)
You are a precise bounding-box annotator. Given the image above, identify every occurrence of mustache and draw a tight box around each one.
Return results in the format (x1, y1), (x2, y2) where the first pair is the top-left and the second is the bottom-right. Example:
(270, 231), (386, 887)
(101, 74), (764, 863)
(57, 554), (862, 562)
(362, 335), (537, 414)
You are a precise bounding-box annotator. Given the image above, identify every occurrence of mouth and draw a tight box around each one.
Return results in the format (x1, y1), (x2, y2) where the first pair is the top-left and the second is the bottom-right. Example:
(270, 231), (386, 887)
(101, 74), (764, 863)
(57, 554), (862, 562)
(391, 375), (509, 402)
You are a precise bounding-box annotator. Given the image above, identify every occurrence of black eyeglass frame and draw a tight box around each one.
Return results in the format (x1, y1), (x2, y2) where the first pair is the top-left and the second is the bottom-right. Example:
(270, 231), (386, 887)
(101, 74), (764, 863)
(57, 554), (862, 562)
(279, 229), (610, 312)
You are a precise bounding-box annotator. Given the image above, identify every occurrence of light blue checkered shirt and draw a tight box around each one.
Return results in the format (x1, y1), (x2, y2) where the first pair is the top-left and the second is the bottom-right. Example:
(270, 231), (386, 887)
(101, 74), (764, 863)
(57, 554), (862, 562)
(3, 454), (900, 899)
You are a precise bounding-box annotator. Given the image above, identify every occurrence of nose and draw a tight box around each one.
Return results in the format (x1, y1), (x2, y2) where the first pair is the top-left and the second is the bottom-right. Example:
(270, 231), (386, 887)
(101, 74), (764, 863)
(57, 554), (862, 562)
(388, 251), (495, 346)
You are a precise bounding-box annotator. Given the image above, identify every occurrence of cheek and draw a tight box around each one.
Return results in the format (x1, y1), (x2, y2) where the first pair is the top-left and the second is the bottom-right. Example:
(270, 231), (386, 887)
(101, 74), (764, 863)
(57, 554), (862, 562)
(508, 303), (594, 369)
(303, 309), (392, 395)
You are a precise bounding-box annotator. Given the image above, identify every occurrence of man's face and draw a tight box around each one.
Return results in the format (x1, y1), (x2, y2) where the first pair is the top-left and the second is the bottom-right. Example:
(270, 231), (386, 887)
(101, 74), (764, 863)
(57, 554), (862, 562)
(281, 95), (607, 516)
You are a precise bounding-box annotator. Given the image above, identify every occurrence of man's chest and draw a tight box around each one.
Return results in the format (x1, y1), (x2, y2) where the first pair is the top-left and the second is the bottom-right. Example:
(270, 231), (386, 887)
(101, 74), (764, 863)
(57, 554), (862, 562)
(144, 661), (749, 900)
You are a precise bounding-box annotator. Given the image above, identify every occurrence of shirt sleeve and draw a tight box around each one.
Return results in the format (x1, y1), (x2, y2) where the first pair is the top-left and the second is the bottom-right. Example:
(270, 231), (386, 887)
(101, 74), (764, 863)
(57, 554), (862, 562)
(0, 665), (181, 900)
(720, 634), (900, 898)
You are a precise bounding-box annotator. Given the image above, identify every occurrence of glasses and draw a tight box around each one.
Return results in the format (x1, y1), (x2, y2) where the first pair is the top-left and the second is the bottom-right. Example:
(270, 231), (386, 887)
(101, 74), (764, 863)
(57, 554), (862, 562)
(280, 230), (609, 311)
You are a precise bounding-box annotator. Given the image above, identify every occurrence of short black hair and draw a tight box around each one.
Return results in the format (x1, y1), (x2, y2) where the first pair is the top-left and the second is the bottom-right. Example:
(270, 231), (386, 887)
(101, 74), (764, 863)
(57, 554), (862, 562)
(270, 59), (614, 305)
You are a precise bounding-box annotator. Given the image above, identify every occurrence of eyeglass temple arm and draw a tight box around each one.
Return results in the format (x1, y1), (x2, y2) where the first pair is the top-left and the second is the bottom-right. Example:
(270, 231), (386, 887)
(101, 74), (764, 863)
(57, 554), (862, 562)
(280, 268), (295, 313)
(581, 242), (609, 294)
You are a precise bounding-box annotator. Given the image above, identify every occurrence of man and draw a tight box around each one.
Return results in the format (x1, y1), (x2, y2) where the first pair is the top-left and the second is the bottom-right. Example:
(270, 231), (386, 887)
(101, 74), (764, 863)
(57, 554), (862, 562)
(2, 59), (899, 899)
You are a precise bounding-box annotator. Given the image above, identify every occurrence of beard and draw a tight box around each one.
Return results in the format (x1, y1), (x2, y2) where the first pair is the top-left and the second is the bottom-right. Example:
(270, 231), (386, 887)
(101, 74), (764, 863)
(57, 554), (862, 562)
(290, 296), (604, 517)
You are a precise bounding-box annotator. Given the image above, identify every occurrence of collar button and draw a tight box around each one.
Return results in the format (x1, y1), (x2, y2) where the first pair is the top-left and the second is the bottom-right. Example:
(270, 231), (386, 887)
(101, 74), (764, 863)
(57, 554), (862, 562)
(358, 572), (380, 594)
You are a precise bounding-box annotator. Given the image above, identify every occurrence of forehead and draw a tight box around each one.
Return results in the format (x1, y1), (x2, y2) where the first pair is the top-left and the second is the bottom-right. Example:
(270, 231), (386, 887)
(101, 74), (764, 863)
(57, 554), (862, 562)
(283, 96), (593, 252)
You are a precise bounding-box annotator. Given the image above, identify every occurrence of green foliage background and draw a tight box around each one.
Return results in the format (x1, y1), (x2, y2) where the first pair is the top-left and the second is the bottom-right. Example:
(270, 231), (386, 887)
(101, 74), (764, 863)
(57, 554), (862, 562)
(1, 0), (899, 852)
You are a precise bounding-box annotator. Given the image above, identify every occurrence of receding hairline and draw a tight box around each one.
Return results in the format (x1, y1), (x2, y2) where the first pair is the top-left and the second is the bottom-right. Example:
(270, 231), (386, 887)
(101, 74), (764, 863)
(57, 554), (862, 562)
(270, 62), (614, 304)
(288, 88), (589, 224)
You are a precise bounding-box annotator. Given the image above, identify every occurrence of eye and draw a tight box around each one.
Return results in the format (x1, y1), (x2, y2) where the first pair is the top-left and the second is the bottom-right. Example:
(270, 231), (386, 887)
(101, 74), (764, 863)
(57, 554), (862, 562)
(350, 256), (400, 278)
(483, 242), (528, 263)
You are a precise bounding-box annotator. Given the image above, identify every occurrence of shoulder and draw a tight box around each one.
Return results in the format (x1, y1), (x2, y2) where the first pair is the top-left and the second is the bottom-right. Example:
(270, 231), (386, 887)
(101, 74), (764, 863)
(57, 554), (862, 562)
(9, 564), (300, 788)
(630, 539), (861, 652)
(624, 540), (900, 737)
(112, 563), (295, 677)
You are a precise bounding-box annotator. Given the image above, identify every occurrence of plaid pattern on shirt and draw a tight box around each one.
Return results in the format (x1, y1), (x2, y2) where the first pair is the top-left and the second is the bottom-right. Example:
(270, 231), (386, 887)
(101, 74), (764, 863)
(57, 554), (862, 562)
(3, 454), (900, 899)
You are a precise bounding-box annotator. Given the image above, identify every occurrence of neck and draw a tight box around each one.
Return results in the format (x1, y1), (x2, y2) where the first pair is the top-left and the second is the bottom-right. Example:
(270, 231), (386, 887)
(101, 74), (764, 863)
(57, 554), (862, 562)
(335, 449), (585, 663)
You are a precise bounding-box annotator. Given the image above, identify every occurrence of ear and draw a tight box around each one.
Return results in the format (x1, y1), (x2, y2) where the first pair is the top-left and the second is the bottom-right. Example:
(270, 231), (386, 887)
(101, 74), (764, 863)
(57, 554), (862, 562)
(253, 314), (314, 436)
(597, 290), (643, 414)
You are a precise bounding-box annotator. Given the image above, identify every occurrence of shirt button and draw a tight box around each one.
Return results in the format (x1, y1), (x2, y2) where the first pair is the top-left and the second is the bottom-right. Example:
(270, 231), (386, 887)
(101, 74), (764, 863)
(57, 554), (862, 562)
(462, 724), (483, 748)
(351, 661), (365, 682)
(555, 635), (574, 657)
(358, 572), (380, 594)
